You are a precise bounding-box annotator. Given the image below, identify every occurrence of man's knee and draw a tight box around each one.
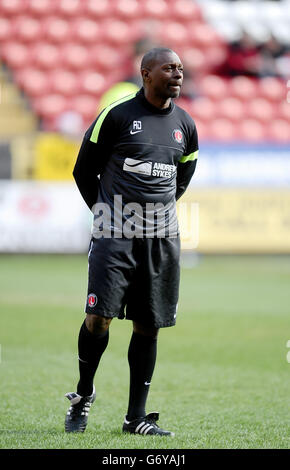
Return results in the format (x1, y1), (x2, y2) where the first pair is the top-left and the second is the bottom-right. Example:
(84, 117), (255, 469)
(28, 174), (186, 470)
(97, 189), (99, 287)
(85, 314), (112, 335)
(133, 321), (159, 339)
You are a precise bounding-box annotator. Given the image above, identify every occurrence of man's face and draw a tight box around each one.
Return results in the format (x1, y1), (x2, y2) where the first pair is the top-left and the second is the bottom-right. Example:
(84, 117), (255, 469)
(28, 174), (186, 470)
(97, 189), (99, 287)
(144, 52), (184, 100)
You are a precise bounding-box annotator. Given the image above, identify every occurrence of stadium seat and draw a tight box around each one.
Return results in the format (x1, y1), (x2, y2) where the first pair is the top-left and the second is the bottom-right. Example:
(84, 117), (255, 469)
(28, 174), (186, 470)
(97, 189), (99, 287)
(27, 0), (56, 17)
(229, 76), (258, 100)
(279, 101), (290, 121)
(102, 19), (138, 45)
(71, 18), (102, 44)
(43, 17), (71, 43)
(190, 97), (218, 122)
(0, 0), (26, 16)
(50, 70), (80, 96)
(180, 47), (207, 74)
(267, 119), (290, 142)
(209, 118), (237, 141)
(168, 0), (202, 21)
(114, 0), (143, 20)
(205, 45), (228, 73)
(90, 44), (126, 71)
(238, 119), (266, 142)
(143, 0), (169, 19)
(247, 98), (275, 123)
(14, 16), (43, 43)
(1, 42), (32, 69)
(199, 75), (228, 101)
(32, 43), (62, 70)
(0, 18), (13, 42)
(258, 78), (286, 102)
(218, 97), (245, 121)
(33, 94), (67, 119)
(158, 21), (189, 47)
(56, 0), (84, 18)
(192, 119), (208, 140)
(71, 95), (99, 121)
(85, 0), (113, 18)
(16, 68), (51, 97)
(79, 71), (107, 97)
(188, 22), (222, 48)
(61, 43), (90, 70)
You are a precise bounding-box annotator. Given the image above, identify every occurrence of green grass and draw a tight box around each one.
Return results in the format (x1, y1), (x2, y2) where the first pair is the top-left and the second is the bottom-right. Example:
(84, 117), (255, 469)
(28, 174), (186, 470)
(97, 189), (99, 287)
(0, 254), (289, 449)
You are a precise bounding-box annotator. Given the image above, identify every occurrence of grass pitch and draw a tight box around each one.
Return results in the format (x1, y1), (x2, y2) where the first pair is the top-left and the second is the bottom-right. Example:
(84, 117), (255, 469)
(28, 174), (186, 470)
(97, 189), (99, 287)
(0, 254), (289, 449)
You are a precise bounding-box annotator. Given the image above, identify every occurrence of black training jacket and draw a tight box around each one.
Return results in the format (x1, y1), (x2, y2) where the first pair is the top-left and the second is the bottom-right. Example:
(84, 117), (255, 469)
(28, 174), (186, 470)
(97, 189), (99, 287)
(73, 88), (198, 238)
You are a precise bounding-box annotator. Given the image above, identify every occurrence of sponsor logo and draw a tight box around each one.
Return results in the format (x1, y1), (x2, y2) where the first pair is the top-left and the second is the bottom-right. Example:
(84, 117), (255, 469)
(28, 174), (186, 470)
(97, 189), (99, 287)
(130, 120), (143, 135)
(172, 129), (183, 144)
(144, 381), (151, 386)
(130, 130), (143, 135)
(88, 293), (97, 307)
(123, 158), (176, 178)
(123, 158), (152, 175)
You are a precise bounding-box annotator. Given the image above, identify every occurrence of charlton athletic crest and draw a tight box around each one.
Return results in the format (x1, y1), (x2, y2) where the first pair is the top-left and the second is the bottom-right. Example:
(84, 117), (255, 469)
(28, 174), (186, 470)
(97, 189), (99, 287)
(88, 293), (97, 307)
(172, 129), (183, 144)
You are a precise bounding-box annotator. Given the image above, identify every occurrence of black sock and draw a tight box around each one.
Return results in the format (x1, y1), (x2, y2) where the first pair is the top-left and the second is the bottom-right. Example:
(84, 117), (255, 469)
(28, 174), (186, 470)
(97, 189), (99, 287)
(76, 320), (109, 397)
(127, 332), (157, 421)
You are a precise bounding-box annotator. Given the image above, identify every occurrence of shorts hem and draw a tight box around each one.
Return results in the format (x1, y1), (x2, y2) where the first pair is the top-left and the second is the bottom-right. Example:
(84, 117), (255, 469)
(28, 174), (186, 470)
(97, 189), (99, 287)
(124, 315), (176, 329)
(85, 308), (124, 319)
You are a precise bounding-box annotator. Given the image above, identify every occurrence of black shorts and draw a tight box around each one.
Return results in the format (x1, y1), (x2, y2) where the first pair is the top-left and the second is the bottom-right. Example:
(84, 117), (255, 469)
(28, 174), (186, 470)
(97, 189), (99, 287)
(85, 236), (180, 328)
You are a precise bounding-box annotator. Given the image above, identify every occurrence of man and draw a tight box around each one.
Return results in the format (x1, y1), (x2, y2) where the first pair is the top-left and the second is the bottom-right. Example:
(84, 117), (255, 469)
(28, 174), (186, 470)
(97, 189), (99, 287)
(65, 47), (199, 436)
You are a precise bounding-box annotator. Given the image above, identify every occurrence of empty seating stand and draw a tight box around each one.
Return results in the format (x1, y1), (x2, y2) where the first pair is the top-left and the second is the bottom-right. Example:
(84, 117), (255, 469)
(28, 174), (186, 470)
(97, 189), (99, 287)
(0, 0), (288, 141)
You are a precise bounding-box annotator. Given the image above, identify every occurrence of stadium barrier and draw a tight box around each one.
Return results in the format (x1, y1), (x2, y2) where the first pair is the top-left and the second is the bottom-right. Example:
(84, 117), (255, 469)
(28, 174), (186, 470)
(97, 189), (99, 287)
(1, 181), (290, 253)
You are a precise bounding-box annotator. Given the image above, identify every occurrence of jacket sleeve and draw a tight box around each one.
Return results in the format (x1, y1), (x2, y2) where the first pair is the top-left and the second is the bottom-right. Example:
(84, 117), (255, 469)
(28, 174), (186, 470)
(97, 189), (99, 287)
(73, 110), (116, 211)
(176, 121), (199, 201)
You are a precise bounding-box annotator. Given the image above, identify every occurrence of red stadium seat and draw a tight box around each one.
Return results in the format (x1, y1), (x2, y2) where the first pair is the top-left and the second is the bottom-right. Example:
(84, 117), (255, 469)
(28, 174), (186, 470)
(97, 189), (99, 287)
(32, 43), (62, 70)
(61, 43), (90, 70)
(16, 68), (51, 97)
(267, 119), (290, 142)
(0, 18), (13, 42)
(278, 101), (290, 121)
(56, 0), (84, 18)
(27, 0), (56, 17)
(50, 70), (80, 96)
(258, 77), (286, 102)
(188, 22), (221, 48)
(71, 95), (99, 121)
(205, 45), (228, 73)
(192, 119), (208, 140)
(158, 21), (189, 47)
(238, 119), (266, 142)
(218, 97), (245, 121)
(180, 47), (207, 74)
(33, 94), (67, 118)
(43, 17), (71, 43)
(85, 0), (113, 18)
(143, 0), (169, 19)
(114, 0), (143, 20)
(1, 42), (32, 69)
(200, 75), (228, 101)
(79, 71), (107, 97)
(209, 119), (237, 141)
(247, 98), (275, 123)
(14, 16), (43, 43)
(71, 18), (102, 44)
(102, 19), (137, 45)
(0, 0), (27, 16)
(90, 44), (126, 71)
(229, 76), (259, 101)
(190, 97), (218, 122)
(168, 0), (202, 21)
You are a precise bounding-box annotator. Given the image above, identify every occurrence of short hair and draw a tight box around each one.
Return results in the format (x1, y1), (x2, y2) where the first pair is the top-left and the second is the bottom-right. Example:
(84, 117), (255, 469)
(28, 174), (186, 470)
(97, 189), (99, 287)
(140, 47), (175, 71)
